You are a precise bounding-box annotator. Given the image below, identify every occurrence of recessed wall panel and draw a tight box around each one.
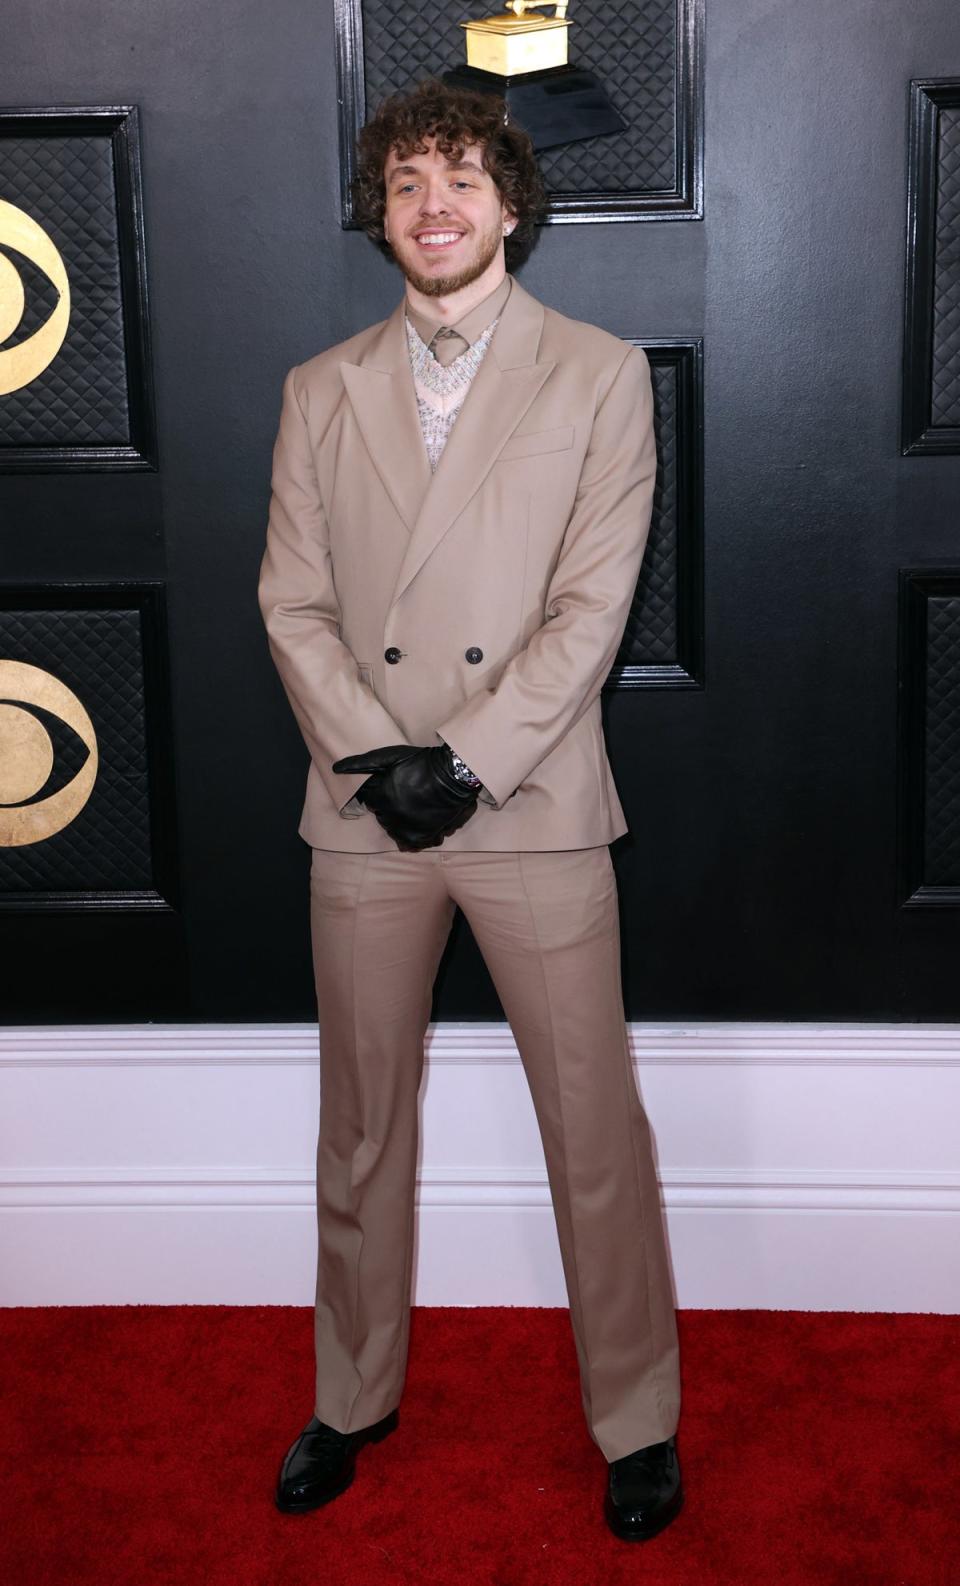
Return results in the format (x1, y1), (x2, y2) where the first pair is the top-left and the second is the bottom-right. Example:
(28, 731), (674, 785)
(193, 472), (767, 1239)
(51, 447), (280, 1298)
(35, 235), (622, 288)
(898, 569), (960, 906)
(0, 583), (177, 911)
(335, 0), (703, 224)
(902, 80), (960, 455)
(605, 338), (703, 689)
(0, 107), (156, 472)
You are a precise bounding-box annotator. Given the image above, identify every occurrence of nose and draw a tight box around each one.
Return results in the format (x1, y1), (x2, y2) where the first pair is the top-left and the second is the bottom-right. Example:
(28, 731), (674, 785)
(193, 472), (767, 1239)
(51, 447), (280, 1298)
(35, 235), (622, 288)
(418, 176), (453, 217)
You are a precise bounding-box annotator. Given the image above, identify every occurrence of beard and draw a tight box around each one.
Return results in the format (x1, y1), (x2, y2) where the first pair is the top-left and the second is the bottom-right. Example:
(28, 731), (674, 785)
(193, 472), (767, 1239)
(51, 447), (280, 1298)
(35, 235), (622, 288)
(389, 215), (504, 297)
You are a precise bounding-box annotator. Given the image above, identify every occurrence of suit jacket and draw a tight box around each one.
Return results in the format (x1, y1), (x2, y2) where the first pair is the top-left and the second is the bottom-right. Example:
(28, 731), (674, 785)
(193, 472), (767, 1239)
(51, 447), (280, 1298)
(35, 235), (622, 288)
(257, 275), (657, 851)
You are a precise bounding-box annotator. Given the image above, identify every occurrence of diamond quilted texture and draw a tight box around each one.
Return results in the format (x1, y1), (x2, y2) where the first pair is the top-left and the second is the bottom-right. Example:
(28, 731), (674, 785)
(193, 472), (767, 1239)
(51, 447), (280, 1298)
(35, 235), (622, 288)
(0, 134), (131, 447)
(361, 0), (677, 195)
(614, 356), (678, 668)
(0, 608), (153, 894)
(924, 595), (960, 886)
(931, 108), (960, 427)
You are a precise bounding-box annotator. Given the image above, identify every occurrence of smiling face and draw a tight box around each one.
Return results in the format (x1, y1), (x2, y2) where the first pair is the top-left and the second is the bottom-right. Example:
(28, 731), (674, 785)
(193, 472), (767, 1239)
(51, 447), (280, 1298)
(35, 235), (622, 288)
(382, 136), (516, 304)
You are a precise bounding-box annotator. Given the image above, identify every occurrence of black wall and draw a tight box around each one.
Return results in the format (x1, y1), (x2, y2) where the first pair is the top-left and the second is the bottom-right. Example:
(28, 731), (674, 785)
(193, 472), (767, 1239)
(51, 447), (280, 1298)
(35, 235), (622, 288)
(2, 0), (959, 1022)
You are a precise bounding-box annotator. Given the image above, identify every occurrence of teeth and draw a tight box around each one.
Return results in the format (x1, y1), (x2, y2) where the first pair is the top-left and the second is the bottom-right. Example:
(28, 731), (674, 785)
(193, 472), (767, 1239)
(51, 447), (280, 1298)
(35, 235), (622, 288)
(417, 232), (462, 246)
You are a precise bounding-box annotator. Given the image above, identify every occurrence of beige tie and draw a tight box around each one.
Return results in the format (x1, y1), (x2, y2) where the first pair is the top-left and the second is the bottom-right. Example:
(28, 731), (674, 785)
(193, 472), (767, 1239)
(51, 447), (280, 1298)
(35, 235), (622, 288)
(430, 326), (469, 367)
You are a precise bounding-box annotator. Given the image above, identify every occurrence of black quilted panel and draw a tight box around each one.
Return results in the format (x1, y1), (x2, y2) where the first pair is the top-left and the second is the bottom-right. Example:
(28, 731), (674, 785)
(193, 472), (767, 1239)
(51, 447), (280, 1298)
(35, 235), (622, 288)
(925, 595), (960, 885)
(0, 134), (131, 446)
(361, 0), (677, 194)
(931, 107), (960, 427)
(0, 608), (153, 893)
(615, 357), (678, 667)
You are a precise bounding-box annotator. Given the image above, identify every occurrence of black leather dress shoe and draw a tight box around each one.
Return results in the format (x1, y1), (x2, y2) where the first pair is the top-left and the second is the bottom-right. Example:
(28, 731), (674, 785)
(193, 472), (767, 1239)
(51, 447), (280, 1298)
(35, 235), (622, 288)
(274, 1408), (399, 1513)
(604, 1434), (683, 1541)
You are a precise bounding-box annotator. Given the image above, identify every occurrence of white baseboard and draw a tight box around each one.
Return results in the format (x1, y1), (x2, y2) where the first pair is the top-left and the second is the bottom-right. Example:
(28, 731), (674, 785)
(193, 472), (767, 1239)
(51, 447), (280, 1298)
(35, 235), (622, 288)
(1, 1021), (958, 1311)
(4, 1020), (958, 1066)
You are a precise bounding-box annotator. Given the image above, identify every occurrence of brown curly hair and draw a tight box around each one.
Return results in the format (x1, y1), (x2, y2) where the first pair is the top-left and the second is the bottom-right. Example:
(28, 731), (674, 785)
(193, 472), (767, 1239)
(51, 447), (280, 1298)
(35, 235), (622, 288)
(353, 78), (547, 271)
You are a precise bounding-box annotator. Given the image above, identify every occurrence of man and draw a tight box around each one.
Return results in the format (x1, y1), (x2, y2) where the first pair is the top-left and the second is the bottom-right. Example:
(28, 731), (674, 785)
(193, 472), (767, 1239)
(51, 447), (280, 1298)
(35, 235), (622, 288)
(258, 78), (683, 1542)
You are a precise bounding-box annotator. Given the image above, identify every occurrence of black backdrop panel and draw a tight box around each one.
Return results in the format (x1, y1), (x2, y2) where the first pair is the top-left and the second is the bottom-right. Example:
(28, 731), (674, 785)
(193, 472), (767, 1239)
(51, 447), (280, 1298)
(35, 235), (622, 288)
(338, 0), (703, 221)
(1, 0), (960, 1021)
(0, 107), (156, 471)
(0, 584), (177, 911)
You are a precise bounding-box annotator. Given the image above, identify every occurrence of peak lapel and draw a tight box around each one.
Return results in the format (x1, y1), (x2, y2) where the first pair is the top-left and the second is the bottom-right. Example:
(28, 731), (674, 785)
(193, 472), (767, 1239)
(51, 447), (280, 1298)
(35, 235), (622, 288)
(389, 280), (555, 606)
(340, 301), (431, 534)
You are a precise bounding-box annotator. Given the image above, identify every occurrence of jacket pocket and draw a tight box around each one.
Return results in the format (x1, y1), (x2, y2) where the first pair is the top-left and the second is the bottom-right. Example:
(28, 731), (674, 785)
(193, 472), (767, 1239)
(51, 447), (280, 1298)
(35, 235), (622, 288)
(497, 424), (575, 462)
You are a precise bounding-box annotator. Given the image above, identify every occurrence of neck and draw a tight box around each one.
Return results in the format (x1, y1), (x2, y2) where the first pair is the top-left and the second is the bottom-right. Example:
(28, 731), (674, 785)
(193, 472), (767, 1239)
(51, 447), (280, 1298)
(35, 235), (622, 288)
(404, 256), (507, 325)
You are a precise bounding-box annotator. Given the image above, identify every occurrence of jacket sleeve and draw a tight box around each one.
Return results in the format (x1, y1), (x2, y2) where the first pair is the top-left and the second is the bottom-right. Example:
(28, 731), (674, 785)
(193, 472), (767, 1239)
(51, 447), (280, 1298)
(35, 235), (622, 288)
(257, 364), (408, 817)
(436, 344), (657, 809)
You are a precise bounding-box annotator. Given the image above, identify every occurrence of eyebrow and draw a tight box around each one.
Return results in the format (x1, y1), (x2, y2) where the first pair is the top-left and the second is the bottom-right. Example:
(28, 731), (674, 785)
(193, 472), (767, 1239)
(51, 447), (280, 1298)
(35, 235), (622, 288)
(386, 158), (485, 183)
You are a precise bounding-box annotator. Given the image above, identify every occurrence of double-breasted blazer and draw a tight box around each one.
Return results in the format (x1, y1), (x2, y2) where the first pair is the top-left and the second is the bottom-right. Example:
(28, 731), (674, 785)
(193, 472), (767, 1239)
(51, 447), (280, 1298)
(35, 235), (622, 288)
(257, 275), (657, 851)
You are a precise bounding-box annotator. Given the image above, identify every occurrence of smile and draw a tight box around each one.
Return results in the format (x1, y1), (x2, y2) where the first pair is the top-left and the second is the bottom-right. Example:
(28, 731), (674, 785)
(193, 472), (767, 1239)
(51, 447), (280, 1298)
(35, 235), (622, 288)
(414, 231), (465, 249)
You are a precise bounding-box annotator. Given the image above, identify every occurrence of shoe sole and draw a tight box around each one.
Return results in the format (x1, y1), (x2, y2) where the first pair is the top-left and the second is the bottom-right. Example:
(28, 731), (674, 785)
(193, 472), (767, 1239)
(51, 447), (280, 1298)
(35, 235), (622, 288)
(274, 1408), (399, 1514)
(604, 1482), (684, 1541)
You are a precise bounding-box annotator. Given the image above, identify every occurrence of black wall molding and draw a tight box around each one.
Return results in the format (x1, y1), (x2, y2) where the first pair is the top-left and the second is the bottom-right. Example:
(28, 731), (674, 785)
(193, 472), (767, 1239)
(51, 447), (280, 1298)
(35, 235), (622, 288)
(604, 338), (704, 690)
(901, 79), (960, 456)
(897, 567), (960, 907)
(334, 0), (703, 226)
(0, 105), (157, 473)
(0, 582), (178, 913)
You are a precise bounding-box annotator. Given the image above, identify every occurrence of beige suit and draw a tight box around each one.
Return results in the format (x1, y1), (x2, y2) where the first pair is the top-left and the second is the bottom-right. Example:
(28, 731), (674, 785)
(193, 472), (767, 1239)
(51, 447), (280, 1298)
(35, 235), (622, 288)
(258, 276), (657, 850)
(258, 275), (681, 1462)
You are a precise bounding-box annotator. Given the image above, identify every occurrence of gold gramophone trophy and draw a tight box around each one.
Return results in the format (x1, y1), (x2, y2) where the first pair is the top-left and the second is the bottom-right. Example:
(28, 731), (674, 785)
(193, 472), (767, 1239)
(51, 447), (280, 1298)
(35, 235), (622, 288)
(443, 1), (625, 150)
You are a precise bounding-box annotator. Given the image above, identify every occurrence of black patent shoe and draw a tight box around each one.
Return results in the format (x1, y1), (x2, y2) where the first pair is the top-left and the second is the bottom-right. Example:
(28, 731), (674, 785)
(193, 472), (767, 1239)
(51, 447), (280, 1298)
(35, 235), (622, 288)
(604, 1434), (683, 1541)
(274, 1408), (399, 1513)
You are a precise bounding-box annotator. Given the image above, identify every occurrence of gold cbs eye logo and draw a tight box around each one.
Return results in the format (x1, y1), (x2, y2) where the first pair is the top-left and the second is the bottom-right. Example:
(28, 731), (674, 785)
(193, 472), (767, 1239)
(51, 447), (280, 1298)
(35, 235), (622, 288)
(0, 198), (71, 395)
(0, 661), (98, 847)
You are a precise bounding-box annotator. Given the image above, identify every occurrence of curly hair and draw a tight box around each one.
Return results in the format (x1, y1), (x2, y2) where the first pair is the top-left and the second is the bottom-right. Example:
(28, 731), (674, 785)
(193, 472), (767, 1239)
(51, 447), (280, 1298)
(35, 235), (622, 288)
(353, 78), (547, 271)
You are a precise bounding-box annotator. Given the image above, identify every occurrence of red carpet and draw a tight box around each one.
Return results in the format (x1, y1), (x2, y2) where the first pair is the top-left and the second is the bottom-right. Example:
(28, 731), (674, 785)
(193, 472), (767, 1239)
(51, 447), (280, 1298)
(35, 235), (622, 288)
(2, 1306), (957, 1585)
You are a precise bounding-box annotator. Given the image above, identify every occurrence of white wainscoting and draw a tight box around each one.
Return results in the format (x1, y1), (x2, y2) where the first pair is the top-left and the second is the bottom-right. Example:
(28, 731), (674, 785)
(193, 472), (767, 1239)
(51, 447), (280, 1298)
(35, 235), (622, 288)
(1, 1022), (958, 1311)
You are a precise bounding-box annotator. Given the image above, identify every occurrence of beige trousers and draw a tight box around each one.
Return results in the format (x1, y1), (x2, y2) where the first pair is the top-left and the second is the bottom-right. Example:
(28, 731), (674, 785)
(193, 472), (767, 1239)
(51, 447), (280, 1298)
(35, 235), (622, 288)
(308, 843), (681, 1462)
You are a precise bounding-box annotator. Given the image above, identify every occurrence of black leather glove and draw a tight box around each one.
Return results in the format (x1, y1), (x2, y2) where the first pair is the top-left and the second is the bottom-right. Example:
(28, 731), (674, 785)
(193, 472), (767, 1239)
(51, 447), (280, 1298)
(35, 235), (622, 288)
(331, 743), (478, 852)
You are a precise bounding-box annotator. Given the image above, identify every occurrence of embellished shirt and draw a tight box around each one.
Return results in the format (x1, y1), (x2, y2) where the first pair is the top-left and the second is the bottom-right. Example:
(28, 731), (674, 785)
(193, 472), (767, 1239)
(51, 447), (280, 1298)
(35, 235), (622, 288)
(405, 316), (499, 472)
(404, 274), (513, 471)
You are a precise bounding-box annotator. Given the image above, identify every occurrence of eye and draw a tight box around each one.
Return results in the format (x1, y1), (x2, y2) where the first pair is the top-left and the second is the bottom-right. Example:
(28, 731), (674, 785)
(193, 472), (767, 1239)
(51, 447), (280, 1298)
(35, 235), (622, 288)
(0, 661), (98, 847)
(0, 198), (71, 396)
